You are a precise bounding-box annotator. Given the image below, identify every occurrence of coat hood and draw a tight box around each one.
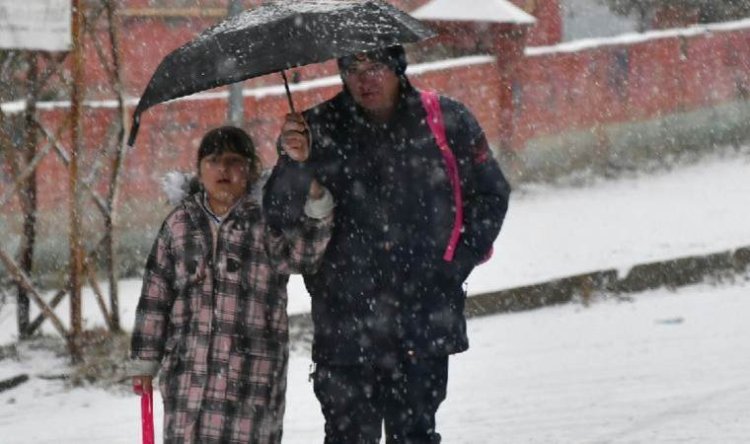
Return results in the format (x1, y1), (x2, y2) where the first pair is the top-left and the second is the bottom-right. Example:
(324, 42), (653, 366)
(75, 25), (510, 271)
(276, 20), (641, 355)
(161, 169), (271, 207)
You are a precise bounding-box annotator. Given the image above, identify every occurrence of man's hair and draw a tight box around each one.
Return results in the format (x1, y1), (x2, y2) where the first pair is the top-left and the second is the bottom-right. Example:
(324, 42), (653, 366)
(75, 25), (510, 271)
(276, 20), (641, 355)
(197, 126), (261, 175)
(337, 45), (407, 76)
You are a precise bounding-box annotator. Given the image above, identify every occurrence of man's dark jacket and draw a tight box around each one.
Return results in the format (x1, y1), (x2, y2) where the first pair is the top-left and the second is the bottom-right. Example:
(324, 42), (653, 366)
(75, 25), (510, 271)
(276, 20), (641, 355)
(264, 81), (511, 365)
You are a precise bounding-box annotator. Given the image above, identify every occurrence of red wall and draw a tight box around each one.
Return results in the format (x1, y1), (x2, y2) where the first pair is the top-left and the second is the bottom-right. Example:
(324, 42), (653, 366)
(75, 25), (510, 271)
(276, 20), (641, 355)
(78, 0), (564, 98)
(6, 15), (750, 213)
(513, 27), (750, 148)
(509, 0), (562, 46)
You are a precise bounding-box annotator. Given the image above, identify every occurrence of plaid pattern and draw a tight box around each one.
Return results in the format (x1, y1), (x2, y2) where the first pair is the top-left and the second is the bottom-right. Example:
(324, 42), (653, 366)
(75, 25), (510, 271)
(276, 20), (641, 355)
(131, 193), (332, 444)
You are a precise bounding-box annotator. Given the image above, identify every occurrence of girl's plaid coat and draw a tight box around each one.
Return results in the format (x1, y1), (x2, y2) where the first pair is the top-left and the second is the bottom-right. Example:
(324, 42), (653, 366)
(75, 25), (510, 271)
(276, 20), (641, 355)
(131, 191), (332, 443)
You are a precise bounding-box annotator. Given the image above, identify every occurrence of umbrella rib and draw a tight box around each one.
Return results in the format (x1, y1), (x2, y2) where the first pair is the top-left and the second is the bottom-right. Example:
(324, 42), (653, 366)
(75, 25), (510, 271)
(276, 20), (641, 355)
(127, 0), (436, 146)
(280, 71), (296, 114)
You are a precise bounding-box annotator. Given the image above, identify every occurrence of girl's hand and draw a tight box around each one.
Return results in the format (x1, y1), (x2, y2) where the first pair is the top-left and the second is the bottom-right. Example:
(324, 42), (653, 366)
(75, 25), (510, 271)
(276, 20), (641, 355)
(133, 375), (153, 395)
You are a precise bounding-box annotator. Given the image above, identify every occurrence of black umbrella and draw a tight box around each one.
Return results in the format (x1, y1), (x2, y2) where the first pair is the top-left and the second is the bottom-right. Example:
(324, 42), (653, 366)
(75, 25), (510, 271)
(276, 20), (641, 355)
(127, 0), (435, 146)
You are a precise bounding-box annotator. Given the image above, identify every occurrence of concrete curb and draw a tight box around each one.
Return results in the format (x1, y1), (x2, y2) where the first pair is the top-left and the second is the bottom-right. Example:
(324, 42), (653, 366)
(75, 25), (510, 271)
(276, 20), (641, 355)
(465, 270), (618, 317)
(290, 245), (750, 339)
(466, 245), (750, 318)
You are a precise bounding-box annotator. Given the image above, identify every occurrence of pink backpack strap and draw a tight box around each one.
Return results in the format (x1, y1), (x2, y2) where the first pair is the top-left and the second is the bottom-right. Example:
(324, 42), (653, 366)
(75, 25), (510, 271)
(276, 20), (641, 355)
(420, 90), (464, 262)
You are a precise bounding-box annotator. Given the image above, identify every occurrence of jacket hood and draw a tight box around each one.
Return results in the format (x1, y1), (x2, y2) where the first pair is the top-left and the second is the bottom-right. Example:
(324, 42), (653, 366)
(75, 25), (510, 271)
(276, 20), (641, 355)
(161, 169), (271, 207)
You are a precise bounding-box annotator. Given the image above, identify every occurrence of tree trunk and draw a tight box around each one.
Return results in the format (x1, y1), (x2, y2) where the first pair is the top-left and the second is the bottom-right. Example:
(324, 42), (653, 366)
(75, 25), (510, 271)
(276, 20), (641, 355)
(104, 0), (129, 332)
(17, 53), (40, 340)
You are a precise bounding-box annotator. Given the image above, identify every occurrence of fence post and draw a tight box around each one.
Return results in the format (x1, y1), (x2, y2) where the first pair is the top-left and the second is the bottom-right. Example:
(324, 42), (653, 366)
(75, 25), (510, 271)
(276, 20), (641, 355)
(69, 0), (85, 362)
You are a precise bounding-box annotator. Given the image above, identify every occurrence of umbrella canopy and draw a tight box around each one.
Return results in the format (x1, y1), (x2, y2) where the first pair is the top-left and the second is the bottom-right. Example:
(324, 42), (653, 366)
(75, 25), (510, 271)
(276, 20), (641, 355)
(128, 0), (435, 146)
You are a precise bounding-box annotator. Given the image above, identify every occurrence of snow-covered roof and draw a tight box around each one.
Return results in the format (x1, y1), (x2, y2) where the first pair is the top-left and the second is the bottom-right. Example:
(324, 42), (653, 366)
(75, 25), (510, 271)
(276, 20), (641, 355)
(526, 17), (750, 56)
(0, 55), (496, 114)
(411, 0), (536, 25)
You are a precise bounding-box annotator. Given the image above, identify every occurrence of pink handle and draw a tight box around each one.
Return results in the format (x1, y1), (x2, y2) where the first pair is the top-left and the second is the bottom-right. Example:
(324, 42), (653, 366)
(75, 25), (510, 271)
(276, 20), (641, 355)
(141, 385), (155, 444)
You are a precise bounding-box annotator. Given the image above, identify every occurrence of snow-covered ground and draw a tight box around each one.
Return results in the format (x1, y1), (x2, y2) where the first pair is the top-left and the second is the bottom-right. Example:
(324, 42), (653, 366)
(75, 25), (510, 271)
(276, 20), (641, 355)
(2, 150), (748, 333)
(292, 150), (750, 314)
(292, 282), (750, 444)
(0, 280), (748, 443)
(0, 150), (749, 442)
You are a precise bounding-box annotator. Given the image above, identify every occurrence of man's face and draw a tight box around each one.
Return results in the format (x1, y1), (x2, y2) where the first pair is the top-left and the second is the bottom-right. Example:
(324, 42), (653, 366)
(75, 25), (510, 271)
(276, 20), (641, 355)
(341, 58), (400, 118)
(198, 151), (250, 209)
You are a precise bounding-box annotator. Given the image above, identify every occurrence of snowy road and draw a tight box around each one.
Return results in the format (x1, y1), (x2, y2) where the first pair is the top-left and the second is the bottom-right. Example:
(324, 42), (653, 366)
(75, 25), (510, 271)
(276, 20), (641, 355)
(0, 281), (748, 443)
(285, 150), (750, 314)
(429, 283), (750, 443)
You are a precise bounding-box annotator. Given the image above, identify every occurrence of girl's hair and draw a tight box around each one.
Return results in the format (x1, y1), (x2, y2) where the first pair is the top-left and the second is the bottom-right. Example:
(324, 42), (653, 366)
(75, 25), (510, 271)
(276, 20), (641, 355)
(197, 126), (261, 177)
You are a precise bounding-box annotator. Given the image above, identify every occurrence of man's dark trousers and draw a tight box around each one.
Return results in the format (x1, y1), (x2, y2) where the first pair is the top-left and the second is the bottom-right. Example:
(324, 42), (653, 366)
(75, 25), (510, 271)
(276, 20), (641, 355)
(313, 355), (449, 444)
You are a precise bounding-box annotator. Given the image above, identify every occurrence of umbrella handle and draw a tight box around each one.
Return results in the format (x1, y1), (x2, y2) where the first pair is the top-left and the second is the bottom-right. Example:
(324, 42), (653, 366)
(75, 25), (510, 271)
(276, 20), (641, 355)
(127, 114), (141, 147)
(140, 384), (155, 444)
(280, 71), (296, 114)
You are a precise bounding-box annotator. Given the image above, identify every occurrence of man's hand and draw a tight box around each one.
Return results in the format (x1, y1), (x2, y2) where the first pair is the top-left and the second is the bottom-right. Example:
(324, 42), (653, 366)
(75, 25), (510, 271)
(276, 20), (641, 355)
(133, 375), (153, 395)
(280, 113), (311, 162)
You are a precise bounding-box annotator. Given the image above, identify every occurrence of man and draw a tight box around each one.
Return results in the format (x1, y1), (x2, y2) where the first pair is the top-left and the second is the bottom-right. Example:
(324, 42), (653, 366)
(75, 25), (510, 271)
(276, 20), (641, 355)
(264, 45), (510, 443)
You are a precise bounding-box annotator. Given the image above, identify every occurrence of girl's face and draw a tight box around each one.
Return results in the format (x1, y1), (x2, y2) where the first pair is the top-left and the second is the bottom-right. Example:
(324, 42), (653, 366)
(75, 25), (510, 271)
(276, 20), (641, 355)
(198, 151), (252, 210)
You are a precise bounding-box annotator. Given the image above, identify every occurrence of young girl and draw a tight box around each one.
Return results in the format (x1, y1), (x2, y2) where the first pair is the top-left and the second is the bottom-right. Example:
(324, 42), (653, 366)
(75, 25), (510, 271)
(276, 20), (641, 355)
(128, 126), (333, 443)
